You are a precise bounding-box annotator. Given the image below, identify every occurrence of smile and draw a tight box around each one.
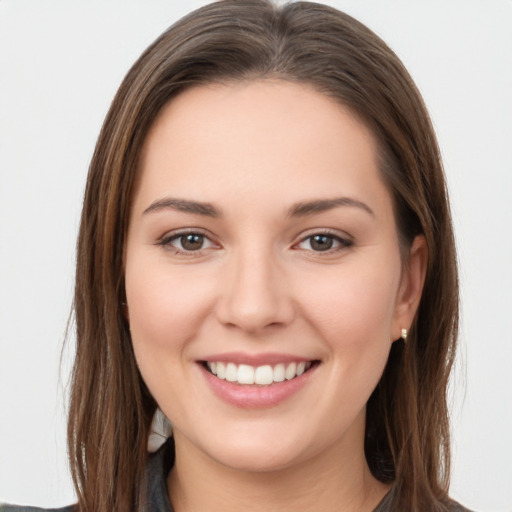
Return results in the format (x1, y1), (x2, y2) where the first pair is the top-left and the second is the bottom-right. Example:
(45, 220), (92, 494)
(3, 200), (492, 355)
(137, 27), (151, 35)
(205, 361), (314, 386)
(199, 354), (320, 408)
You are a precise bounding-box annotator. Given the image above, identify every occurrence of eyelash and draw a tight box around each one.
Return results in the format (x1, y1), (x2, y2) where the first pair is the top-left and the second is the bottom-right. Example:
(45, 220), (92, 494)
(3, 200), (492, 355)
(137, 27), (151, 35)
(295, 230), (353, 253)
(156, 229), (353, 256)
(157, 229), (217, 256)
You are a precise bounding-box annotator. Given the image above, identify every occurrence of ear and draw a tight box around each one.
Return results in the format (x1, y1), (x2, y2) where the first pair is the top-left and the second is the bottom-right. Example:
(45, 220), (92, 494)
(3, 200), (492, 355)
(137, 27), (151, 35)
(392, 235), (428, 341)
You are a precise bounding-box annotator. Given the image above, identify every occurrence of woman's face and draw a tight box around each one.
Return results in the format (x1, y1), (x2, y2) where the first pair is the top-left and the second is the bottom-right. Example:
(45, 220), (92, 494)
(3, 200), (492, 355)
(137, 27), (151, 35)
(125, 80), (425, 472)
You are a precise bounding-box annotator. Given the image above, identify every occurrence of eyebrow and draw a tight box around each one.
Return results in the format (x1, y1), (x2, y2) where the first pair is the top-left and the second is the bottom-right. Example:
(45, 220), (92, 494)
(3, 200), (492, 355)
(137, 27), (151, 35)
(142, 197), (221, 217)
(288, 197), (374, 217)
(142, 195), (374, 218)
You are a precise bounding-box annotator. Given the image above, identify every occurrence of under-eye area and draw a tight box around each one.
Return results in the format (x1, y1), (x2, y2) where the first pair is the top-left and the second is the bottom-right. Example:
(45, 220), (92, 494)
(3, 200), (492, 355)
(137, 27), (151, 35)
(201, 360), (321, 386)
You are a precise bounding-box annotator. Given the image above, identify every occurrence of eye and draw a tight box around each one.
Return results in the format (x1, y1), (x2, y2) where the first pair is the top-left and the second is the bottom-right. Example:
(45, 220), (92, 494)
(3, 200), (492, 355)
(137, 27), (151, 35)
(296, 233), (352, 252)
(159, 231), (216, 253)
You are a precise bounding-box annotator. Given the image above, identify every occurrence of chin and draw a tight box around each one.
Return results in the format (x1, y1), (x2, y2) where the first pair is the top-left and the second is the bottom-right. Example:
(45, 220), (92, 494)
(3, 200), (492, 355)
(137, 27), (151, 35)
(209, 442), (305, 473)
(183, 420), (320, 474)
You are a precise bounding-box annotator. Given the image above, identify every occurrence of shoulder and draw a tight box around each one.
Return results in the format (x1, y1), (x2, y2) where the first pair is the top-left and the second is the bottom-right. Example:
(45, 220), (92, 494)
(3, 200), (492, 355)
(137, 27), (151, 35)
(448, 499), (475, 512)
(0, 440), (175, 512)
(0, 505), (75, 512)
(375, 490), (476, 512)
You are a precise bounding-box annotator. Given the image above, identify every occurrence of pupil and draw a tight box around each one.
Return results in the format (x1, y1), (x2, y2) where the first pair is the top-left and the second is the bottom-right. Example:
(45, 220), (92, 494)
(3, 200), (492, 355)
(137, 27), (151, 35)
(181, 234), (203, 250)
(311, 235), (333, 251)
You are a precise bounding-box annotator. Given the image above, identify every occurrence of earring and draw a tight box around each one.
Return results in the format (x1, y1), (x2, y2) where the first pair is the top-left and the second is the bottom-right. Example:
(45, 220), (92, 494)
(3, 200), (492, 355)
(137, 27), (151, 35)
(401, 328), (408, 341)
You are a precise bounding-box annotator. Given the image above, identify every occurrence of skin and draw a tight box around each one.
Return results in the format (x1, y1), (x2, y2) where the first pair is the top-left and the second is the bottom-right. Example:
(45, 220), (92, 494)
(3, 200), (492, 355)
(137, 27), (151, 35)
(125, 80), (427, 512)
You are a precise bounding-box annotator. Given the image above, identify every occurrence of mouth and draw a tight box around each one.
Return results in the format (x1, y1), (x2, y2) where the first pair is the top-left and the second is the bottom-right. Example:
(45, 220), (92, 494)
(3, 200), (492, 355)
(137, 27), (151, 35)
(201, 360), (319, 386)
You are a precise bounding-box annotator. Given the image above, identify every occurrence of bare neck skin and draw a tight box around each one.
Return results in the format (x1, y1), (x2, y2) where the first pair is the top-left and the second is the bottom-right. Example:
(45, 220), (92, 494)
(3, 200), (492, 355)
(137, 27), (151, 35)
(167, 411), (390, 512)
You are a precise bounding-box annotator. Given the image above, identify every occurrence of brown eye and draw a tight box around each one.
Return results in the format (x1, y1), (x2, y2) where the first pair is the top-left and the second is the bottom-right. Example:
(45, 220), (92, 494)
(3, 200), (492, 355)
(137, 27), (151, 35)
(160, 231), (215, 253)
(297, 233), (352, 253)
(309, 235), (334, 251)
(180, 234), (205, 251)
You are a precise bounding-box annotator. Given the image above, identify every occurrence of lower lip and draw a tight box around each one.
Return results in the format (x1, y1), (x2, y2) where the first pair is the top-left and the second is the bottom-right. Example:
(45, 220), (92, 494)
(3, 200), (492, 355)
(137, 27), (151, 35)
(199, 363), (317, 408)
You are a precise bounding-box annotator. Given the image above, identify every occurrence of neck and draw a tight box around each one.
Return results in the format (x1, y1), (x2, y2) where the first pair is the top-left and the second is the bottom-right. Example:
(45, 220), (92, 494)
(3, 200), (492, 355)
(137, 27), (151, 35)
(167, 425), (390, 512)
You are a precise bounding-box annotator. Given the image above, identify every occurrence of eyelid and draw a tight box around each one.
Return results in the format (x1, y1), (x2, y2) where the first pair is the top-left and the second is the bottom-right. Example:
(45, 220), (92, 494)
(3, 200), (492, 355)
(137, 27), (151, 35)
(292, 228), (353, 252)
(155, 227), (352, 255)
(157, 228), (220, 253)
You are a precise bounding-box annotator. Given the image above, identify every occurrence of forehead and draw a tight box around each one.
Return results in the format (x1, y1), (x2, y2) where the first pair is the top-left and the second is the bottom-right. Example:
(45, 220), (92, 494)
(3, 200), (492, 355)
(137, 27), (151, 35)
(134, 79), (391, 219)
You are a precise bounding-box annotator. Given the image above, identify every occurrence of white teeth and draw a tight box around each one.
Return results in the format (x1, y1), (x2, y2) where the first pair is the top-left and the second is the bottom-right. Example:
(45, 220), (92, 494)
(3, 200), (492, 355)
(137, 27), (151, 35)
(225, 363), (238, 382)
(285, 362), (297, 380)
(216, 362), (226, 379)
(273, 363), (285, 382)
(237, 364), (255, 384)
(206, 360), (313, 385)
(254, 365), (273, 385)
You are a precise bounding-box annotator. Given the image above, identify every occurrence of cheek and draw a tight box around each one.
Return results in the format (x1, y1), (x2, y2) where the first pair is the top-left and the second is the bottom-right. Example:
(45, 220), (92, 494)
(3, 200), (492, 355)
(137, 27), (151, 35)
(124, 255), (219, 421)
(296, 259), (400, 344)
(291, 252), (401, 405)
(124, 252), (216, 370)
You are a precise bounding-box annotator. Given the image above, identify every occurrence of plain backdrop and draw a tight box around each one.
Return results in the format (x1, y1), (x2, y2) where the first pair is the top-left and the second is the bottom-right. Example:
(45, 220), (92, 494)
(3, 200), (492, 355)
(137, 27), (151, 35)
(1, 1), (511, 510)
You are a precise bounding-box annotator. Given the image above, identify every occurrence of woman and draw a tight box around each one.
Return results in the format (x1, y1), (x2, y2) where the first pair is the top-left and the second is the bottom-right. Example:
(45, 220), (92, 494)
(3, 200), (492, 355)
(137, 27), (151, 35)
(1, 1), (472, 511)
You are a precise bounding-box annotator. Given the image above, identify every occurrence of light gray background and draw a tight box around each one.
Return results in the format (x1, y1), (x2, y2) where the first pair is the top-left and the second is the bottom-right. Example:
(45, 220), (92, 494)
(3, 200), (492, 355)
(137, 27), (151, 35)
(1, 1), (511, 510)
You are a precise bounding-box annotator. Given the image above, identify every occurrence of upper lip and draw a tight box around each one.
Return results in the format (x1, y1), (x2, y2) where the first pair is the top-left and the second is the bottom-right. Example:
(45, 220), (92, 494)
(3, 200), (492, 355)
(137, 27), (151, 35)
(199, 352), (315, 367)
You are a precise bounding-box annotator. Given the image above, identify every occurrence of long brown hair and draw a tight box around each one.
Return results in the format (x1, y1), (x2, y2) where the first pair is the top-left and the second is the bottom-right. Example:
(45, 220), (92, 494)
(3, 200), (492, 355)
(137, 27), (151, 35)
(69, 1), (459, 510)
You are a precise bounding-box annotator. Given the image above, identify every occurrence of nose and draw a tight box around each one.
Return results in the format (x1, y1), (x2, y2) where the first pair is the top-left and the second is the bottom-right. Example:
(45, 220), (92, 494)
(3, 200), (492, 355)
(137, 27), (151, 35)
(215, 246), (295, 334)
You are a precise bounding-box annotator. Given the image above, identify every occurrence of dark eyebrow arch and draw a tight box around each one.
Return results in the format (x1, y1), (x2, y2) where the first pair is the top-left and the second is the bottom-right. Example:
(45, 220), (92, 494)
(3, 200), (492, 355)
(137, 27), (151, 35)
(142, 197), (221, 217)
(288, 197), (374, 217)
